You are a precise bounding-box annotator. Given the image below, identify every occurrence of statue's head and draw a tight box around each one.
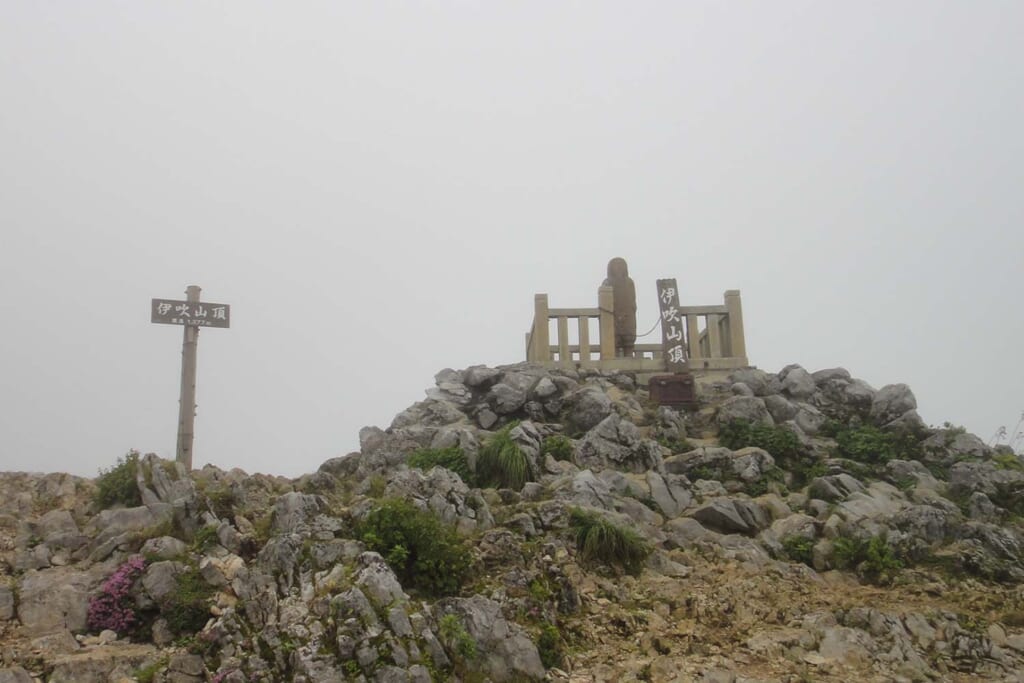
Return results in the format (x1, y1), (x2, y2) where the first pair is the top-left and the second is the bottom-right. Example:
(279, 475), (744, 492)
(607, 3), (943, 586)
(607, 257), (629, 278)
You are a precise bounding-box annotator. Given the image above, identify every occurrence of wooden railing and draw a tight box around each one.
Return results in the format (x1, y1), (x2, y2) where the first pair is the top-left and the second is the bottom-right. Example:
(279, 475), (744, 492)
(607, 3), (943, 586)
(525, 287), (748, 372)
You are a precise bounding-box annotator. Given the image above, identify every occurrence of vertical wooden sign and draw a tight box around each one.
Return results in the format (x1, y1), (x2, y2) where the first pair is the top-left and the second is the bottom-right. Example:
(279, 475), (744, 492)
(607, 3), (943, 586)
(656, 278), (688, 373)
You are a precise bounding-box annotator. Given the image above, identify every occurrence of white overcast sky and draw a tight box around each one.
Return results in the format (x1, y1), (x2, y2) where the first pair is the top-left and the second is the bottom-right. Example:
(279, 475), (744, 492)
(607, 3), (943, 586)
(2, 2), (1022, 477)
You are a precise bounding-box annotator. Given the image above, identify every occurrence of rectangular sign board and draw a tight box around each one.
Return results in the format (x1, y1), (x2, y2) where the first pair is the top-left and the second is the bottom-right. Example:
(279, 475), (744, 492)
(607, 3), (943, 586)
(656, 278), (687, 372)
(151, 299), (230, 328)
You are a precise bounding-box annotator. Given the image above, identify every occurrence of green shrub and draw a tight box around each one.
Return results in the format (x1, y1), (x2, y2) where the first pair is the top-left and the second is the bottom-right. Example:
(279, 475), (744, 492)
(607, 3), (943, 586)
(832, 533), (901, 584)
(718, 421), (802, 460)
(477, 422), (534, 490)
(541, 436), (574, 462)
(537, 622), (563, 668)
(160, 567), (214, 634)
(95, 451), (142, 509)
(358, 498), (472, 596)
(191, 525), (219, 552)
(781, 535), (814, 566)
(569, 508), (651, 575)
(439, 613), (478, 660)
(834, 425), (922, 465)
(656, 435), (695, 454)
(407, 446), (474, 484)
(993, 453), (1024, 472)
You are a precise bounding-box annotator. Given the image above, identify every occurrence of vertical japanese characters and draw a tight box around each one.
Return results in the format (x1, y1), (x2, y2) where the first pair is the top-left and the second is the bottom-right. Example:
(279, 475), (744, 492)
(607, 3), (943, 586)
(656, 278), (687, 372)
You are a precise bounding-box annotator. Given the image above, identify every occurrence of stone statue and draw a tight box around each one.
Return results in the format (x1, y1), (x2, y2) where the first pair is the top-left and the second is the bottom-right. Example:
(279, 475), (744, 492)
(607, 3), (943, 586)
(603, 257), (637, 357)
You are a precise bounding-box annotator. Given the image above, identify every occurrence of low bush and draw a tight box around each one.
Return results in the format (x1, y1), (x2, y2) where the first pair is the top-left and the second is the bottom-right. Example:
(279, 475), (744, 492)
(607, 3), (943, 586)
(832, 533), (902, 584)
(537, 622), (564, 668)
(160, 567), (215, 634)
(718, 420), (802, 460)
(541, 435), (574, 462)
(656, 435), (695, 454)
(569, 507), (650, 575)
(408, 446), (473, 484)
(95, 450), (142, 509)
(358, 498), (472, 596)
(477, 422), (534, 490)
(834, 425), (920, 464)
(87, 555), (147, 634)
(439, 613), (478, 660)
(781, 535), (814, 566)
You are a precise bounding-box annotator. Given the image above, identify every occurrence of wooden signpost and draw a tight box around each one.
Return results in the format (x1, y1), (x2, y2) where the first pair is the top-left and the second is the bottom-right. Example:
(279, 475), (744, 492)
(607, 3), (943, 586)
(151, 286), (231, 469)
(649, 278), (697, 408)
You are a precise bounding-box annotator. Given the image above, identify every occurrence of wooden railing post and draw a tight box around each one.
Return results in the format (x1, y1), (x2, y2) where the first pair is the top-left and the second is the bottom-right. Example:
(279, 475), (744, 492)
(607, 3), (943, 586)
(686, 314), (702, 363)
(723, 289), (746, 361)
(557, 316), (570, 364)
(578, 316), (590, 362)
(598, 286), (615, 360)
(529, 294), (550, 362)
(707, 314), (722, 358)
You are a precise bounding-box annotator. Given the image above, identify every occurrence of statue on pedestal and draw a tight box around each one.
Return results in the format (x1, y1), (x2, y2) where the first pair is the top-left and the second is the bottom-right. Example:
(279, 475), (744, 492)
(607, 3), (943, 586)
(603, 257), (637, 358)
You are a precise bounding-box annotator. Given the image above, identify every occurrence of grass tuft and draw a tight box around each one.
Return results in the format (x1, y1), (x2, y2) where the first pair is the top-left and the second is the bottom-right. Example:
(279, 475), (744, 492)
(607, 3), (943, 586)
(477, 422), (534, 490)
(569, 507), (650, 575)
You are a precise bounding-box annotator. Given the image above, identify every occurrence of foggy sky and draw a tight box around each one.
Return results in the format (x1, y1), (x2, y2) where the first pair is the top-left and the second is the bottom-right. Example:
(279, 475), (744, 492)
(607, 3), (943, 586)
(2, 2), (1022, 478)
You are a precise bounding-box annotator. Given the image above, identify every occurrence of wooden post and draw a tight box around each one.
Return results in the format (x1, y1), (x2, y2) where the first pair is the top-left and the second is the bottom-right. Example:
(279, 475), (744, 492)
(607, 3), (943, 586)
(557, 316), (570, 364)
(530, 294), (550, 362)
(598, 285), (615, 360)
(578, 316), (590, 363)
(176, 285), (200, 469)
(686, 314), (702, 362)
(707, 314), (722, 358)
(724, 289), (746, 361)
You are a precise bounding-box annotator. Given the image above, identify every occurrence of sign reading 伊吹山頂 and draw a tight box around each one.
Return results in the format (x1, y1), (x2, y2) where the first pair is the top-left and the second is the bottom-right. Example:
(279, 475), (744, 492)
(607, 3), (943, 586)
(151, 299), (230, 328)
(656, 278), (687, 372)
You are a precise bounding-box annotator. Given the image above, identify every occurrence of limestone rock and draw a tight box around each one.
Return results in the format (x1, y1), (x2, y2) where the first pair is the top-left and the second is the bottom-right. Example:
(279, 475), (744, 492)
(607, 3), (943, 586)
(434, 596), (545, 682)
(869, 384), (917, 425)
(566, 388), (613, 433)
(575, 414), (662, 473)
(692, 498), (769, 535)
(716, 396), (773, 427)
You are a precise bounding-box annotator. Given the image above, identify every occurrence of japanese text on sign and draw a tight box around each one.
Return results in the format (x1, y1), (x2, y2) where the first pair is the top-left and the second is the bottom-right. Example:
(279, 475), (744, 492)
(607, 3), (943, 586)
(656, 278), (687, 372)
(151, 299), (230, 328)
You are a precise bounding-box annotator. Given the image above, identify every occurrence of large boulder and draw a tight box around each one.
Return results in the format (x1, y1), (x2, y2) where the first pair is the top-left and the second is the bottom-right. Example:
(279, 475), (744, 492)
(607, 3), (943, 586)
(575, 414), (663, 473)
(869, 384), (917, 426)
(565, 388), (613, 433)
(780, 367), (816, 400)
(434, 596), (545, 682)
(17, 566), (104, 635)
(716, 396), (773, 427)
(691, 498), (769, 535)
(728, 368), (775, 396)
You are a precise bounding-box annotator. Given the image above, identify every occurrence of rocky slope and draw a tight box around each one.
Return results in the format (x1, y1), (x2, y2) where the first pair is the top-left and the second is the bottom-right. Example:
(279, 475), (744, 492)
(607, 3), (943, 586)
(2, 363), (1024, 683)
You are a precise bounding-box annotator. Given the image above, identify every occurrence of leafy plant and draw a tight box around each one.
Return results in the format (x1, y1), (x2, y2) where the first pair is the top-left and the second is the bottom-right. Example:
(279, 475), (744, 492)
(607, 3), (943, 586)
(656, 435), (695, 454)
(834, 425), (922, 465)
(407, 446), (473, 483)
(537, 622), (563, 668)
(781, 535), (814, 566)
(160, 567), (214, 634)
(718, 420), (802, 460)
(358, 498), (472, 596)
(439, 613), (478, 660)
(569, 507), (651, 575)
(95, 450), (142, 509)
(87, 555), (147, 634)
(993, 453), (1024, 472)
(134, 657), (168, 683)
(832, 533), (902, 584)
(477, 422), (534, 490)
(541, 435), (574, 462)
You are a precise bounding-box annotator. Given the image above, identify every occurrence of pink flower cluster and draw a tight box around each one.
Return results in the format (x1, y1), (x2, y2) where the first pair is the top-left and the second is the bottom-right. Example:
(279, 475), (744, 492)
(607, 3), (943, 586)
(86, 555), (147, 634)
